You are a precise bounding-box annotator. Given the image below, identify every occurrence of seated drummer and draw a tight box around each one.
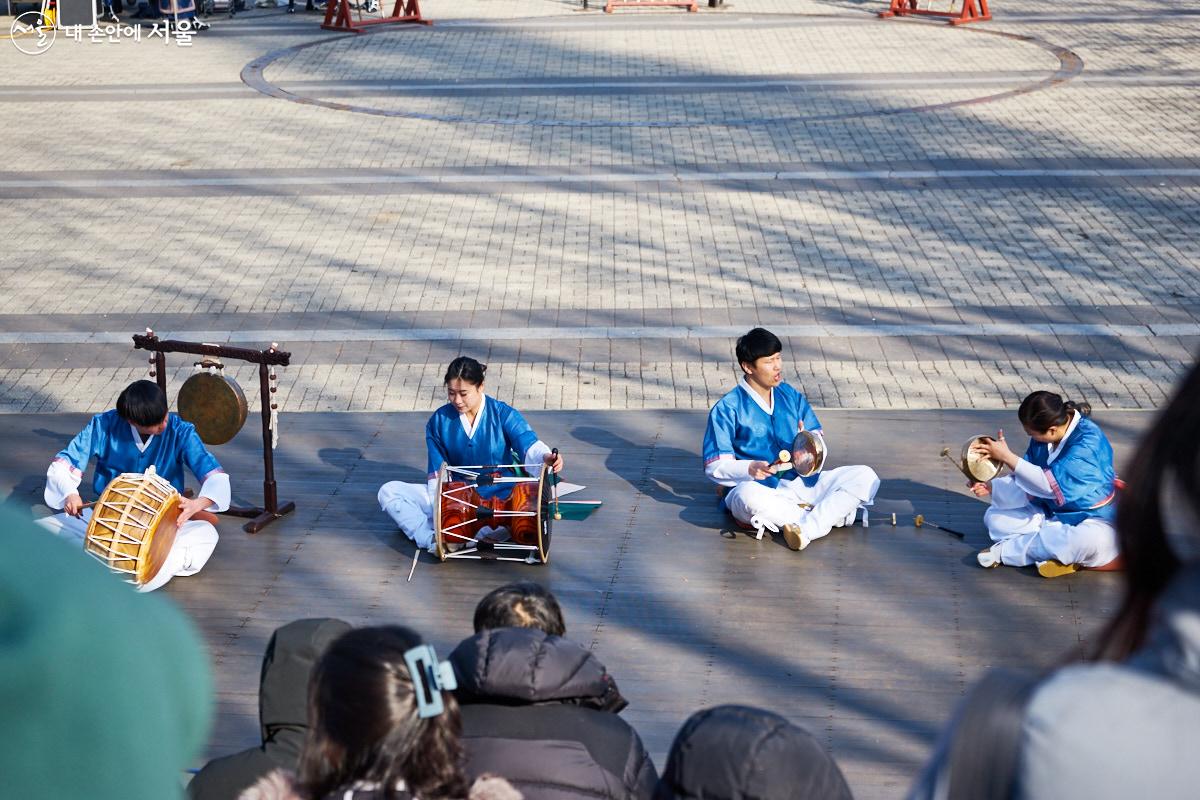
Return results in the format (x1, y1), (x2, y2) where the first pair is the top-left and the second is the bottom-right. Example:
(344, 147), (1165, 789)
(378, 356), (564, 553)
(703, 328), (879, 551)
(37, 379), (230, 592)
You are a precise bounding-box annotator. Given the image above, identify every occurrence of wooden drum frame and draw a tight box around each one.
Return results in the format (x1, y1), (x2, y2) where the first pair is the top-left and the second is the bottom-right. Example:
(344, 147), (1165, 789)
(84, 466), (180, 587)
(433, 463), (554, 564)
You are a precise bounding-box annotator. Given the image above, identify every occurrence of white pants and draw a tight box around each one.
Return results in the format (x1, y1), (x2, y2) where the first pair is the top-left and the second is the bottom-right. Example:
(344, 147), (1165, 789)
(725, 465), (880, 542)
(984, 476), (1118, 567)
(36, 509), (219, 592)
(378, 481), (436, 551)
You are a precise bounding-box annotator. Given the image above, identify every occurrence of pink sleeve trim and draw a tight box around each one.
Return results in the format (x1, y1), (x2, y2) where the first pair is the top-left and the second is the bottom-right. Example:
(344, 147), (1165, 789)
(1044, 469), (1065, 505)
(704, 454), (733, 466)
(52, 457), (82, 476)
(200, 468), (226, 481)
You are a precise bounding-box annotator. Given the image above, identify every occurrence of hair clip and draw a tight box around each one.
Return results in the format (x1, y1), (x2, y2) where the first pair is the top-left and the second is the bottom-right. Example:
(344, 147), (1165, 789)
(404, 644), (458, 719)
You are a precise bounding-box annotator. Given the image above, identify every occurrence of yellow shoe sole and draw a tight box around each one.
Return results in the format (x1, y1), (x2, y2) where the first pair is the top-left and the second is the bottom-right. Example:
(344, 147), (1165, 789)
(1037, 560), (1080, 578)
(781, 524), (809, 551)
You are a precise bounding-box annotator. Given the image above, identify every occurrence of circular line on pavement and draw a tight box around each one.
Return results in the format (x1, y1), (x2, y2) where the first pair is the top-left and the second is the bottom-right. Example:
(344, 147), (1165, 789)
(239, 15), (1083, 127)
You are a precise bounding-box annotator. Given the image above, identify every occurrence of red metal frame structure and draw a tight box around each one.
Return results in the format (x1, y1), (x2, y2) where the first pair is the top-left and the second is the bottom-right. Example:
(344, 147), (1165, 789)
(134, 330), (295, 534)
(322, 0), (430, 34)
(878, 0), (990, 25)
(583, 0), (697, 12)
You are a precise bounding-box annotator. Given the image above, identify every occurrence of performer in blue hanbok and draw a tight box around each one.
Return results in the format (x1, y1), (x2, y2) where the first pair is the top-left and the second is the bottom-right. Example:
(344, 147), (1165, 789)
(37, 380), (230, 592)
(378, 356), (564, 552)
(703, 328), (879, 552)
(971, 391), (1121, 578)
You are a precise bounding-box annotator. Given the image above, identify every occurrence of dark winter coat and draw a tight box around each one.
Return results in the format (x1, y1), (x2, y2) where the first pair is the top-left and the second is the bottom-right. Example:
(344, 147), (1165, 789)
(654, 705), (853, 800)
(189, 618), (352, 800)
(449, 627), (657, 800)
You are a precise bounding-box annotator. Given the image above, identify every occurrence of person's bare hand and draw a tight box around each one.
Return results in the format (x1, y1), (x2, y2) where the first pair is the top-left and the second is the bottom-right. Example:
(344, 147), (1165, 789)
(64, 493), (85, 517)
(543, 451), (564, 473)
(749, 460), (772, 481)
(971, 430), (1018, 468)
(968, 481), (992, 498)
(176, 496), (213, 525)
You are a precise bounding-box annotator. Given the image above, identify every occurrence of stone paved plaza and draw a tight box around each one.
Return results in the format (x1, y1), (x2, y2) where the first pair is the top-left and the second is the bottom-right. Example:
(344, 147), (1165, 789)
(1, 0), (1198, 796)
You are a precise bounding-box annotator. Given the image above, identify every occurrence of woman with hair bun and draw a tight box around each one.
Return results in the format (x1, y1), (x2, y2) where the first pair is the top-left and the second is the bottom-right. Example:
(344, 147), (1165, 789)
(377, 357), (563, 553)
(969, 390), (1120, 577)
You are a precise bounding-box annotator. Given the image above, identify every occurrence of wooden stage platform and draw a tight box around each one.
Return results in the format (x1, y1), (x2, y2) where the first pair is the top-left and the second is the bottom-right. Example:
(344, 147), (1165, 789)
(2, 409), (1147, 798)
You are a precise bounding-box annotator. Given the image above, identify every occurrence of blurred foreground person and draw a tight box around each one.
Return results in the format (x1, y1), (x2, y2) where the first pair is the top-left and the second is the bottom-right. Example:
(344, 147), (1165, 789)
(0, 508), (212, 799)
(242, 625), (518, 800)
(451, 582), (657, 799)
(654, 705), (853, 800)
(189, 618), (352, 800)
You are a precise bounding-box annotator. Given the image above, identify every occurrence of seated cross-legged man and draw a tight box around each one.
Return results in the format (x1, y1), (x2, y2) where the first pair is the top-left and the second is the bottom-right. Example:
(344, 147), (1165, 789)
(37, 379), (229, 592)
(703, 328), (879, 551)
(450, 582), (658, 800)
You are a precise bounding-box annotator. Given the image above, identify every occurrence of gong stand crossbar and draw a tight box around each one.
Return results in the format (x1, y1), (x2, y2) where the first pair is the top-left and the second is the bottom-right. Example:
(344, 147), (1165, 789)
(133, 331), (295, 534)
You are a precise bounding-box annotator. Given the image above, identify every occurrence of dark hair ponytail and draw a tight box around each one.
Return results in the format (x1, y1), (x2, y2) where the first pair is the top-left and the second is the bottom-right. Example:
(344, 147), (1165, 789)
(1017, 391), (1090, 433)
(444, 357), (487, 387)
(298, 626), (469, 800)
(1087, 361), (1200, 661)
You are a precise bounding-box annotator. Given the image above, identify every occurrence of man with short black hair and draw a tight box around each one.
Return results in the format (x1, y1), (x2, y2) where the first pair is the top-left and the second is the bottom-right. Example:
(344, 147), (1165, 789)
(703, 328), (879, 551)
(37, 379), (229, 591)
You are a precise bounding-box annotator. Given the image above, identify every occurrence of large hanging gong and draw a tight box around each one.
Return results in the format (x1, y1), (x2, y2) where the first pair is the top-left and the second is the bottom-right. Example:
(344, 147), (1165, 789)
(177, 359), (249, 445)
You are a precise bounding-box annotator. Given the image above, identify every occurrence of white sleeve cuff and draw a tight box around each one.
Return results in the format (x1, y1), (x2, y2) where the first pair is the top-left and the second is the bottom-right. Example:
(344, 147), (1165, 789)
(705, 457), (753, 486)
(45, 459), (83, 510)
(524, 440), (553, 471)
(1012, 459), (1055, 499)
(197, 471), (231, 512)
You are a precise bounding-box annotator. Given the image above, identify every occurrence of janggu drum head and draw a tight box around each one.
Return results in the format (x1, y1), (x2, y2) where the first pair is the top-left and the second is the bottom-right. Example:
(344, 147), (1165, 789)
(84, 467), (180, 587)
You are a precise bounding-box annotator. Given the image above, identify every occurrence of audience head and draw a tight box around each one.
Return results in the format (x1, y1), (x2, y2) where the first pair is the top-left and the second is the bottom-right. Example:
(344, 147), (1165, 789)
(116, 379), (169, 429)
(654, 705), (852, 800)
(473, 581), (566, 637)
(297, 626), (468, 800)
(1017, 390), (1092, 439)
(0, 509), (211, 799)
(1095, 359), (1200, 660)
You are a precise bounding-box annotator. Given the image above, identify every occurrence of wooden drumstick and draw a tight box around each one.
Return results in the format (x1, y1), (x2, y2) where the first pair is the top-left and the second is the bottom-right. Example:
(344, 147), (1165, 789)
(407, 548), (421, 582)
(914, 514), (966, 539)
(769, 449), (793, 474)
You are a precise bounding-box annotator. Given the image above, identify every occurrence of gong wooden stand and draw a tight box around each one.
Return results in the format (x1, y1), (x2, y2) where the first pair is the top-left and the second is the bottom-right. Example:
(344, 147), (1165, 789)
(133, 330), (295, 534)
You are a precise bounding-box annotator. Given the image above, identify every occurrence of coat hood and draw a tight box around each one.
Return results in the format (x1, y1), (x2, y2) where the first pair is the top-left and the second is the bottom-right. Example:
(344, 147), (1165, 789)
(450, 627), (626, 711)
(654, 705), (853, 800)
(259, 617), (353, 736)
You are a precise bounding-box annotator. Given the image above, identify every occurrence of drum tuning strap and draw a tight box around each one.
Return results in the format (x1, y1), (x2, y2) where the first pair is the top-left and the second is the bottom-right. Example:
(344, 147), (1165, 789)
(403, 644), (458, 719)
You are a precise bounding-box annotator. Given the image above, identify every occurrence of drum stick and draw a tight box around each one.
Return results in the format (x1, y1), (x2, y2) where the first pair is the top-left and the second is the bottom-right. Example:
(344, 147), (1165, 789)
(913, 514), (966, 539)
(407, 548), (420, 582)
(551, 448), (561, 520)
(769, 449), (793, 474)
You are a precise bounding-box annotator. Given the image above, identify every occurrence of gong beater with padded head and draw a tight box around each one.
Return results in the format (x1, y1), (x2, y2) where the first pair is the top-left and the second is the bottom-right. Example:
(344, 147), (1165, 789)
(177, 370), (248, 445)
